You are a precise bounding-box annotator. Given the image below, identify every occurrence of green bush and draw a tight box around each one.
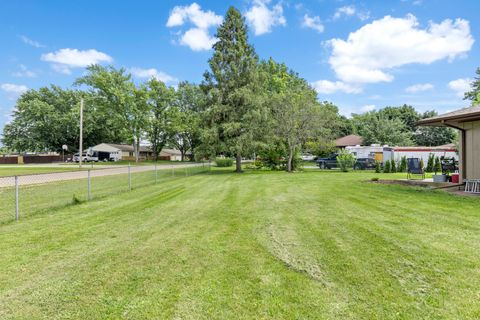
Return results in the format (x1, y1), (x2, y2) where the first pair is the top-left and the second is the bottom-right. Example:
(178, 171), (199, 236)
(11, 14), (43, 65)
(215, 158), (234, 167)
(245, 159), (263, 170)
(375, 161), (382, 173)
(371, 177), (379, 181)
(399, 156), (407, 172)
(336, 150), (355, 172)
(426, 153), (435, 172)
(391, 160), (397, 173)
(434, 156), (442, 173)
(384, 160), (391, 173)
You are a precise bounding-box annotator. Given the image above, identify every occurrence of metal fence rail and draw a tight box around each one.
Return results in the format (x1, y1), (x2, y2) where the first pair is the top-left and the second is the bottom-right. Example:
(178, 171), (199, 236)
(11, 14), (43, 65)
(0, 163), (211, 224)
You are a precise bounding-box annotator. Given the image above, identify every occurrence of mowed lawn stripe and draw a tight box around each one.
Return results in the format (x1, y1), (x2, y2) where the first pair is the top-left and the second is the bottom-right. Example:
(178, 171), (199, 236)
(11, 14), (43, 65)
(1, 170), (480, 319)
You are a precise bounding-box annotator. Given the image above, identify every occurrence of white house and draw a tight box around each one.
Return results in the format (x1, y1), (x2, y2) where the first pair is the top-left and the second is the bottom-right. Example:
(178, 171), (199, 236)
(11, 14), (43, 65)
(91, 143), (188, 161)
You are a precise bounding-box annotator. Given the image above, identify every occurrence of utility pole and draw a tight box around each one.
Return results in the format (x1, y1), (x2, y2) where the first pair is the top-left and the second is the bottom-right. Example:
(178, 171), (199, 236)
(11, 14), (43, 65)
(79, 98), (84, 169)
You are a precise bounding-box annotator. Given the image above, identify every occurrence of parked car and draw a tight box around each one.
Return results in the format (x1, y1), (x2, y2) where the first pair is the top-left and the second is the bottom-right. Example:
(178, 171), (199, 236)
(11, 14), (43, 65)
(301, 153), (315, 161)
(73, 153), (89, 162)
(73, 152), (98, 162)
(354, 158), (376, 170)
(317, 154), (338, 169)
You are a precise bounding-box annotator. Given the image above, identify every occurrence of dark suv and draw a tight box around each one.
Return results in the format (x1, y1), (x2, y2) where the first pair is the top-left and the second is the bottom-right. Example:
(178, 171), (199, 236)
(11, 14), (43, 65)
(317, 154), (376, 170)
(316, 154), (338, 169)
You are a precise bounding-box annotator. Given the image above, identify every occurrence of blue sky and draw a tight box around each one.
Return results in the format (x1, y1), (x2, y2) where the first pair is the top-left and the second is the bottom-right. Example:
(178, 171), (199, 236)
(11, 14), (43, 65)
(1, 0), (479, 132)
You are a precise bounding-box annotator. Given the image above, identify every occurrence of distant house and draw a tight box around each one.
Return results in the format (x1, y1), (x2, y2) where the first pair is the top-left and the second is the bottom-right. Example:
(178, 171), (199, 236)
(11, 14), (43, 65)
(335, 135), (364, 148)
(91, 143), (154, 161)
(91, 143), (188, 161)
(159, 148), (192, 161)
(417, 106), (480, 182)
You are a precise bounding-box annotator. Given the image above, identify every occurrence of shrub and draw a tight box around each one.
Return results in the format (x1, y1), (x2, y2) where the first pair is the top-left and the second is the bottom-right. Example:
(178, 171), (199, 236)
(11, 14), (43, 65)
(215, 157), (234, 167)
(434, 156), (442, 173)
(426, 153), (434, 172)
(371, 177), (379, 181)
(384, 160), (391, 173)
(336, 149), (355, 172)
(391, 160), (397, 173)
(399, 156), (407, 172)
(375, 161), (382, 173)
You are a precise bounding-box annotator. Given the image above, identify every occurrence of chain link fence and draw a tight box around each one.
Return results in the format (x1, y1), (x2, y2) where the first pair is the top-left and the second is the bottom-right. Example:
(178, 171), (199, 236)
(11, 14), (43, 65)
(0, 163), (211, 224)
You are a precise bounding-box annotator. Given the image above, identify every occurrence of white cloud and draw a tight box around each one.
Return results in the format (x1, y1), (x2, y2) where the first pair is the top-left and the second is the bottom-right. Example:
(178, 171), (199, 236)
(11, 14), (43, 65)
(130, 67), (178, 84)
(166, 2), (222, 29)
(311, 80), (362, 94)
(360, 104), (376, 112)
(1, 84), (28, 100)
(245, 0), (286, 36)
(327, 15), (474, 85)
(180, 28), (217, 51)
(332, 5), (369, 21)
(19, 35), (45, 48)
(333, 6), (356, 19)
(405, 83), (434, 93)
(41, 48), (113, 74)
(1, 83), (28, 94)
(12, 64), (37, 78)
(448, 78), (472, 97)
(302, 14), (324, 33)
(166, 3), (222, 51)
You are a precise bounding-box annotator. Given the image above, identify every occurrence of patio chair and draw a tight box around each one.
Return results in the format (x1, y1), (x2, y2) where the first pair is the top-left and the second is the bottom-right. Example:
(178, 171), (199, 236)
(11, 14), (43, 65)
(407, 158), (425, 180)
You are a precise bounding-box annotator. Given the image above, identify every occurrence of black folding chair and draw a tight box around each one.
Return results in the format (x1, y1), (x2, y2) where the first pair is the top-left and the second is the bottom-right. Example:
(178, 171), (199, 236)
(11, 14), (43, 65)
(407, 158), (425, 180)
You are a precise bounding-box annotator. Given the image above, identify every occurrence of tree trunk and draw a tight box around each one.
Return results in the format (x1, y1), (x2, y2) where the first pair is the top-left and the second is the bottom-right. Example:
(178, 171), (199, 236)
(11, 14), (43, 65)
(133, 134), (140, 163)
(287, 147), (294, 172)
(181, 150), (185, 162)
(235, 153), (242, 173)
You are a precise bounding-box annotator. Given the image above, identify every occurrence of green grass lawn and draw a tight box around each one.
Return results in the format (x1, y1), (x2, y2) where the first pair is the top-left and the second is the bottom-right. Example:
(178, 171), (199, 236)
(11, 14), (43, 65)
(1, 169), (479, 319)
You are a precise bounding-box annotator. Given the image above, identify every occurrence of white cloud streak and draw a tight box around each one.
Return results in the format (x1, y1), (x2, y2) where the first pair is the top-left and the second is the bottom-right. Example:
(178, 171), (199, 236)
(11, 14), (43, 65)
(302, 14), (324, 33)
(448, 78), (472, 97)
(12, 64), (37, 78)
(19, 35), (45, 48)
(130, 68), (178, 84)
(41, 48), (113, 74)
(405, 83), (434, 93)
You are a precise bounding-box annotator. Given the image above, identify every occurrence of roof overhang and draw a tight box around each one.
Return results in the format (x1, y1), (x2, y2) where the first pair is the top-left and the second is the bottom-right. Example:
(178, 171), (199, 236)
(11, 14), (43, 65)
(417, 107), (480, 127)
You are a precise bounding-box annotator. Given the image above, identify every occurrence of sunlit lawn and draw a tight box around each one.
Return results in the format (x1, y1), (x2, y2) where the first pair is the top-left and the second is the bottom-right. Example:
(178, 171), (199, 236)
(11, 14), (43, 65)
(0, 168), (479, 319)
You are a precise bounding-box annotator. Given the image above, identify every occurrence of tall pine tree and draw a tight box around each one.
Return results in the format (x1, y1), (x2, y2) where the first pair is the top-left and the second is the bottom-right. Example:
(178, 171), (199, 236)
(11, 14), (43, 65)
(201, 7), (264, 172)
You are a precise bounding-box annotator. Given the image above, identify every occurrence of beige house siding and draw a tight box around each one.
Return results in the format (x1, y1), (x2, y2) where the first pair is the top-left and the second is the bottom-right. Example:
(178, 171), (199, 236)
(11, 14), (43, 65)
(459, 120), (480, 180)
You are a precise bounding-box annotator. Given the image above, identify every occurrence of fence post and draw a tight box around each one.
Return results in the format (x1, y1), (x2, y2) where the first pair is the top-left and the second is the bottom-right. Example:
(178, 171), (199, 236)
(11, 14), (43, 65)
(87, 170), (91, 201)
(128, 164), (131, 191)
(15, 176), (19, 221)
(155, 163), (158, 184)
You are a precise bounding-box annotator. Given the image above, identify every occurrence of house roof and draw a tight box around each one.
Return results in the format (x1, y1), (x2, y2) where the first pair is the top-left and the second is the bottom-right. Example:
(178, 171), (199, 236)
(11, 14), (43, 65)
(417, 106), (480, 126)
(393, 144), (457, 152)
(335, 135), (363, 147)
(103, 144), (152, 152)
(160, 148), (191, 156)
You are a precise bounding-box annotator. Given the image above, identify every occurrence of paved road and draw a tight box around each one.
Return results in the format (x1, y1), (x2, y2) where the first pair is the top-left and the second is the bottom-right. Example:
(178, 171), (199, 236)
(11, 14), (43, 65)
(0, 163), (206, 188)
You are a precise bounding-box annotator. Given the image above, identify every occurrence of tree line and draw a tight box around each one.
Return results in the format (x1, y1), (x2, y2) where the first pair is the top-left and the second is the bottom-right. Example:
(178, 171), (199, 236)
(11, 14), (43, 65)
(3, 6), (478, 172)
